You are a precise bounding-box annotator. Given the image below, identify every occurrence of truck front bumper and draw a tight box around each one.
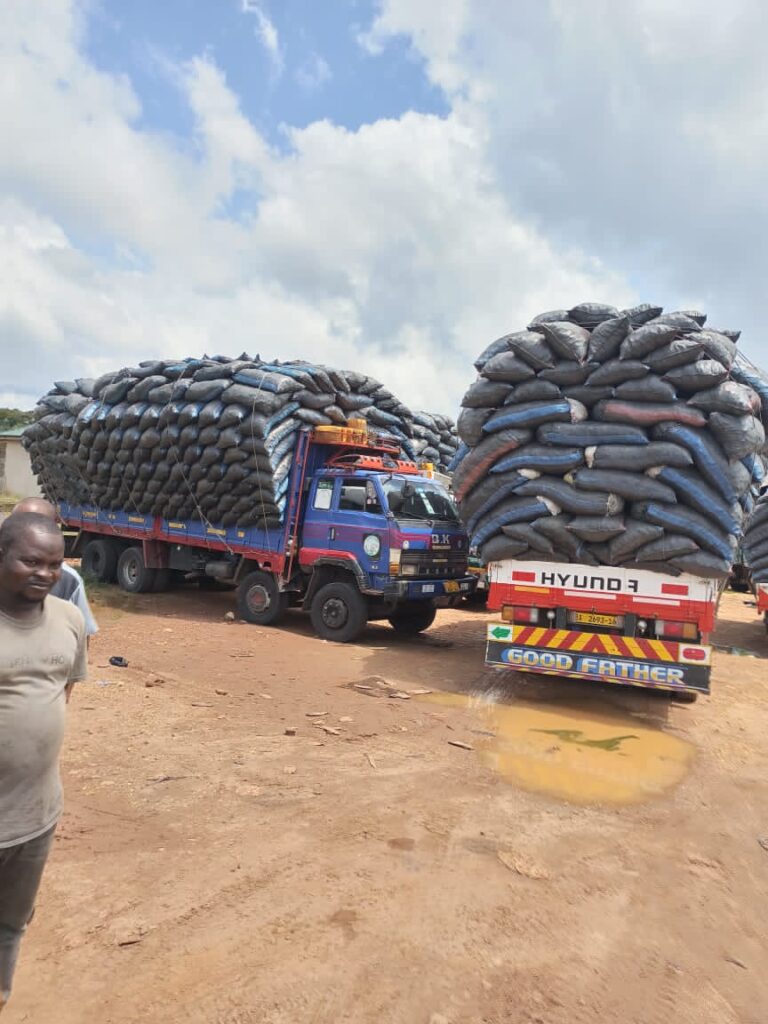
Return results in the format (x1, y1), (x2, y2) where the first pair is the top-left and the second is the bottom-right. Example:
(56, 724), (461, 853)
(485, 624), (711, 695)
(380, 576), (477, 602)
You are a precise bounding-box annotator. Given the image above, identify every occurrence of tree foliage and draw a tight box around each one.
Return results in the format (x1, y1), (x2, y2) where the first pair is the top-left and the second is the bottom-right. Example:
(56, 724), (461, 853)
(0, 408), (34, 431)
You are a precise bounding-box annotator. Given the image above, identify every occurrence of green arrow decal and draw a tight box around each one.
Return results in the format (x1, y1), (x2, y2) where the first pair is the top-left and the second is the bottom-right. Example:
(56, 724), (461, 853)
(490, 626), (511, 639)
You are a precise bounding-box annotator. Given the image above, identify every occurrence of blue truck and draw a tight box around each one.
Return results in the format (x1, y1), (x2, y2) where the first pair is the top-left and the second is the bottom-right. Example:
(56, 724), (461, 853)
(58, 423), (475, 642)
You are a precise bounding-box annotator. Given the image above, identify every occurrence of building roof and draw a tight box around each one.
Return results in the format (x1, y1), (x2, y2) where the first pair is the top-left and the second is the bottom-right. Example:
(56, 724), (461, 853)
(0, 426), (27, 438)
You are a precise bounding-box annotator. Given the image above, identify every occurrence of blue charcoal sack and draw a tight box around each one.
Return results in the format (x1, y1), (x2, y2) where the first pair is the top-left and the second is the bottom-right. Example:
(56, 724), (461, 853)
(471, 497), (553, 548)
(465, 474), (538, 534)
(482, 399), (574, 433)
(653, 466), (742, 535)
(653, 422), (738, 505)
(633, 502), (735, 562)
(491, 444), (584, 475)
(447, 442), (469, 472)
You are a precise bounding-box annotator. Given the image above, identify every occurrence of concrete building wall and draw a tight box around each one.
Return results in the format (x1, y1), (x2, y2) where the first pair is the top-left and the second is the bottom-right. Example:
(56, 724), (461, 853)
(0, 438), (42, 498)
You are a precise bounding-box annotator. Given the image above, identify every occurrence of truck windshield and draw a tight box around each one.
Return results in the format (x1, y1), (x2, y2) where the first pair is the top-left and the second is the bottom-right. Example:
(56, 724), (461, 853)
(382, 478), (460, 523)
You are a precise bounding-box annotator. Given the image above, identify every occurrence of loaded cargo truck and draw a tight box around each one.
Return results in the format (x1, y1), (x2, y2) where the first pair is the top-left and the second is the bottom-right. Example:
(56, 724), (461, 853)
(484, 560), (718, 699)
(58, 423), (475, 643)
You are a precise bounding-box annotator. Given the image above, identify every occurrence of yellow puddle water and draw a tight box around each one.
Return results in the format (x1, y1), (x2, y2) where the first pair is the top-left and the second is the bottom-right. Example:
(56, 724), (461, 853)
(423, 691), (694, 806)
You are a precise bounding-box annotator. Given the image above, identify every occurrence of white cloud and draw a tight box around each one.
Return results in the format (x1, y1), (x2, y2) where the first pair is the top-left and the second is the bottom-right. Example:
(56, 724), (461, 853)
(358, 0), (472, 96)
(0, 392), (37, 409)
(1, 0), (639, 421)
(294, 54), (331, 92)
(241, 0), (283, 77)
(365, 0), (768, 361)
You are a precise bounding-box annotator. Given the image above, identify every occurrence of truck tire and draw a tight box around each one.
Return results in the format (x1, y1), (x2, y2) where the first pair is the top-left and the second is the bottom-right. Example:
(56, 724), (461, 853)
(388, 602), (437, 635)
(81, 538), (119, 583)
(237, 571), (288, 626)
(310, 581), (367, 643)
(116, 546), (157, 594)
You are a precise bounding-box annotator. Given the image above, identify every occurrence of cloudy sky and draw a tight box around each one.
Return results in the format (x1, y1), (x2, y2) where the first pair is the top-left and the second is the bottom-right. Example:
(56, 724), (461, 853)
(2, 0), (765, 416)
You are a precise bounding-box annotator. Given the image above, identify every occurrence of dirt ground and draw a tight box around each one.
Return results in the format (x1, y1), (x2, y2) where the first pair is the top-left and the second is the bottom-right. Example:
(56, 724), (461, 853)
(8, 585), (768, 1024)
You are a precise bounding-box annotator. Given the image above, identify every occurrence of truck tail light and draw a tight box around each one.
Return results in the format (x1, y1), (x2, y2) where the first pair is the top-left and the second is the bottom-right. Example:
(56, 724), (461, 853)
(656, 620), (698, 640)
(501, 605), (539, 624)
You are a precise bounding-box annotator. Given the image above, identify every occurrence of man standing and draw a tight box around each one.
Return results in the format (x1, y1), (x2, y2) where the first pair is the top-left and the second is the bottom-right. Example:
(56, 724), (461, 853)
(0, 512), (87, 1012)
(11, 498), (98, 638)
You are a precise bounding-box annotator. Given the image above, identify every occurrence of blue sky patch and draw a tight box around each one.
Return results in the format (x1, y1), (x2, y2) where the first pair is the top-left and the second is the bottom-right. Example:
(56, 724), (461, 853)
(84, 0), (450, 149)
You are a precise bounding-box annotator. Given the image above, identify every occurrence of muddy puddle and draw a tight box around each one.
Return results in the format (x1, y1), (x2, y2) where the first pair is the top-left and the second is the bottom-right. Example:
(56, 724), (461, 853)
(422, 690), (695, 806)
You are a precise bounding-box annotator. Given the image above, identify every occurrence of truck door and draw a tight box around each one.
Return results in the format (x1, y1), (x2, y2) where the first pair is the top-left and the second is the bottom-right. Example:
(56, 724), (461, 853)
(330, 477), (389, 578)
(301, 477), (337, 554)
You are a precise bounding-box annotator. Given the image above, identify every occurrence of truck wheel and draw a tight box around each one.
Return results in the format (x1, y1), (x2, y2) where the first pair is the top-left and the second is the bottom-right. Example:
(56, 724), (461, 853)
(237, 571), (288, 626)
(116, 546), (157, 594)
(81, 538), (119, 583)
(388, 602), (437, 635)
(310, 581), (367, 643)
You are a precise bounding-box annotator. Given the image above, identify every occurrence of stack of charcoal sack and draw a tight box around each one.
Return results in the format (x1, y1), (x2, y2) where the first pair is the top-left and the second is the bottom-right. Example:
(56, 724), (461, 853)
(731, 355), (768, 516)
(22, 355), (420, 529)
(735, 357), (768, 584)
(455, 303), (766, 580)
(743, 490), (768, 584)
(411, 412), (459, 472)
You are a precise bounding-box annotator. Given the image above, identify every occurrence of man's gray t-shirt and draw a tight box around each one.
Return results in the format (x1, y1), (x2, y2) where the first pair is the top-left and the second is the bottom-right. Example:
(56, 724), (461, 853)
(52, 563), (98, 636)
(0, 597), (87, 848)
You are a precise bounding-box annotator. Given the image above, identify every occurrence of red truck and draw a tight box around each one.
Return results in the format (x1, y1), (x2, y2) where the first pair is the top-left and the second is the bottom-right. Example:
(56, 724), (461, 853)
(484, 559), (718, 699)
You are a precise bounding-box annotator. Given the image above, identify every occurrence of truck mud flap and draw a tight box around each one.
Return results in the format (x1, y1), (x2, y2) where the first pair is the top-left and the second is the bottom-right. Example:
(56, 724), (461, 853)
(485, 625), (711, 695)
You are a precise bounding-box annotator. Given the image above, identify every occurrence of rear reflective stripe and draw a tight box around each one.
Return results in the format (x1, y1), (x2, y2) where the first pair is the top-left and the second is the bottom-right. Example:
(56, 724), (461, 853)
(506, 626), (684, 662)
(548, 630), (571, 649)
(600, 635), (622, 657)
(623, 637), (645, 659)
(649, 640), (675, 662)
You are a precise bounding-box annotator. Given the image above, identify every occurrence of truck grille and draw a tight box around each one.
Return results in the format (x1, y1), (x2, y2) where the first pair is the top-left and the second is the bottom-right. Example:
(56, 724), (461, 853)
(400, 551), (468, 579)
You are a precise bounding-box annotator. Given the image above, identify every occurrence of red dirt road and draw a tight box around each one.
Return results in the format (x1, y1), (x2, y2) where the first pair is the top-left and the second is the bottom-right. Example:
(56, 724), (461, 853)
(8, 586), (768, 1024)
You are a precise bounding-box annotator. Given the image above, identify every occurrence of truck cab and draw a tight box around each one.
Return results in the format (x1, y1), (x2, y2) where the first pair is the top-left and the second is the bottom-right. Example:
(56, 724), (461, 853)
(290, 455), (474, 641)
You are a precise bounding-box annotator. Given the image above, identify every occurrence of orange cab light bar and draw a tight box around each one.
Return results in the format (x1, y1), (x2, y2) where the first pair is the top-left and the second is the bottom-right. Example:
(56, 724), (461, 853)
(325, 452), (422, 475)
(312, 421), (401, 452)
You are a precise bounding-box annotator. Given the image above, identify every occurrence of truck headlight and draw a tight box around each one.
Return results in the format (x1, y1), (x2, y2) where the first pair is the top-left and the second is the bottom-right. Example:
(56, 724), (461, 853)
(400, 564), (418, 576)
(363, 534), (381, 557)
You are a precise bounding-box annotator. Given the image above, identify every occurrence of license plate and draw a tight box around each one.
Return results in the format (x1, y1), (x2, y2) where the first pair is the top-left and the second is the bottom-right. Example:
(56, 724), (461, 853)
(444, 581), (460, 593)
(572, 612), (619, 628)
